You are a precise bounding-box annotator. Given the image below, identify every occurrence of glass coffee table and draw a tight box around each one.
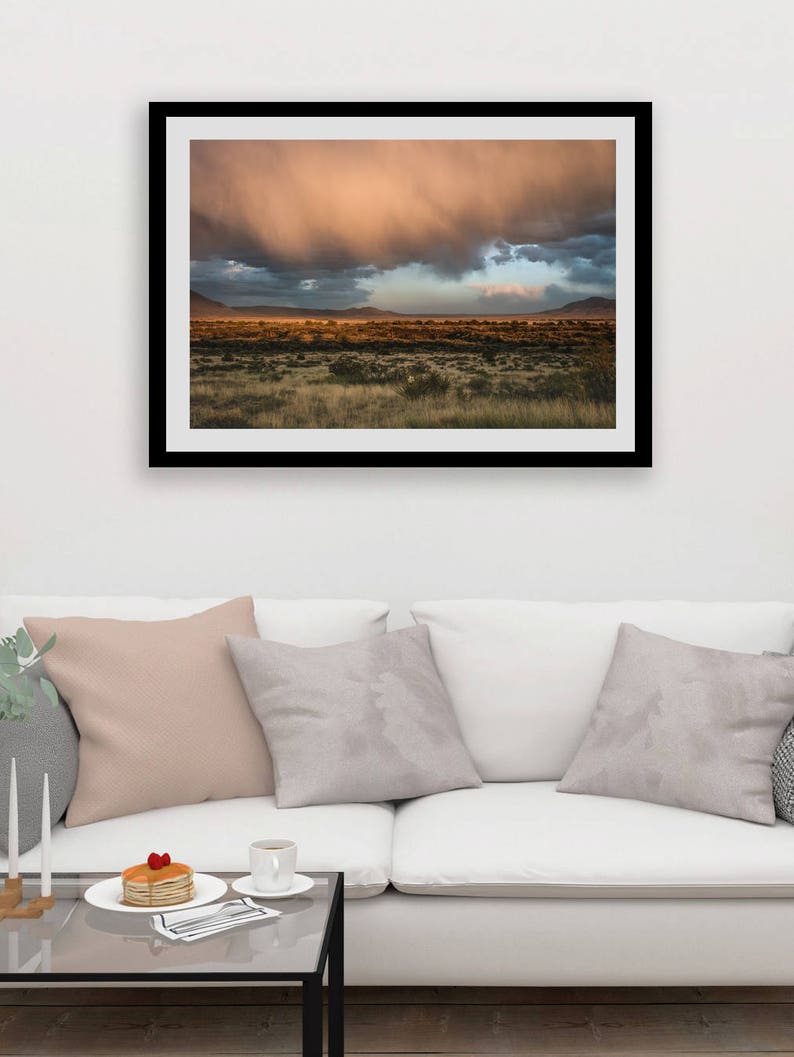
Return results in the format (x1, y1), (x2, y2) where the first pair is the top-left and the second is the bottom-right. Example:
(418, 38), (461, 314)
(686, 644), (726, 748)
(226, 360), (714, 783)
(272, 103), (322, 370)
(0, 870), (343, 1057)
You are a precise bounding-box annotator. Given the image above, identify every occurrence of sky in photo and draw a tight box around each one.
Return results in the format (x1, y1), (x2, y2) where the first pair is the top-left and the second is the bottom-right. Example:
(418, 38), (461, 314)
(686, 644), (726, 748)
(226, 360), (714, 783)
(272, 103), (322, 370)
(190, 139), (616, 314)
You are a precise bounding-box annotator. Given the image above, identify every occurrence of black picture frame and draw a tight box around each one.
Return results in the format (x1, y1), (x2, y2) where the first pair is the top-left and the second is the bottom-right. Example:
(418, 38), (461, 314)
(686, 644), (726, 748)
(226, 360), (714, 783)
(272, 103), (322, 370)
(149, 102), (651, 468)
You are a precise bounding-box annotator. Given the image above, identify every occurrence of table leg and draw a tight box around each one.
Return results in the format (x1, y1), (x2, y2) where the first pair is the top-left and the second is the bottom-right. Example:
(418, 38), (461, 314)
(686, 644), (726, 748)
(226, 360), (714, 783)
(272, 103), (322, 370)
(328, 891), (344, 1057)
(302, 975), (323, 1057)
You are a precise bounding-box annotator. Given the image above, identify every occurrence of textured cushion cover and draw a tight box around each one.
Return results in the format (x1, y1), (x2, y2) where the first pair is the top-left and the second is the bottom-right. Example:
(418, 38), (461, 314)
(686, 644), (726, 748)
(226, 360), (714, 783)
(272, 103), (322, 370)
(0, 662), (79, 854)
(411, 600), (794, 781)
(770, 642), (794, 822)
(559, 624), (794, 825)
(25, 597), (274, 827)
(774, 724), (794, 822)
(228, 624), (482, 808)
(0, 796), (394, 898)
(391, 782), (794, 897)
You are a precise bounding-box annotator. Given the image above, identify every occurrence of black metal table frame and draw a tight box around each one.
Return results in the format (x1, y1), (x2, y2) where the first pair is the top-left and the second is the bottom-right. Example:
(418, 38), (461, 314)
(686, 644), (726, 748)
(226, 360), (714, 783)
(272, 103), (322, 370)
(0, 871), (344, 1057)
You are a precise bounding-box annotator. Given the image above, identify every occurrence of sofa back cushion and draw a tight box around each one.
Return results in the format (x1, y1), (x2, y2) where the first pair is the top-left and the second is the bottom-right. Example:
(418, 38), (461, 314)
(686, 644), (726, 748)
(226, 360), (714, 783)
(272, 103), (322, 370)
(411, 600), (794, 781)
(2, 597), (388, 646)
(229, 624), (482, 808)
(25, 597), (272, 827)
(5, 596), (388, 828)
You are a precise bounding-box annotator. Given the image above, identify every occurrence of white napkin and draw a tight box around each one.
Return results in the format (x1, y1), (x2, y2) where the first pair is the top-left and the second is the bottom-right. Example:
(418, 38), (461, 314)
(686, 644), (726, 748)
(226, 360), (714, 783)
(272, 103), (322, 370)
(151, 897), (280, 942)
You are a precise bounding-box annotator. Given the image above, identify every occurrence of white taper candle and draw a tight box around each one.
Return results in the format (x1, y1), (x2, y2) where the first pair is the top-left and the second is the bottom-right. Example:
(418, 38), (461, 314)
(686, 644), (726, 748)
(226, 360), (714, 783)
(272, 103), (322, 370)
(7, 757), (18, 879)
(40, 773), (51, 898)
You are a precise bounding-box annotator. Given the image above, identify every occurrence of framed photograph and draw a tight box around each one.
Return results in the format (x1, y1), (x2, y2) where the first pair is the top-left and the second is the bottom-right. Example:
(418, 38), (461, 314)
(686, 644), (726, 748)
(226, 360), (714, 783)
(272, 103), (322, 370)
(150, 102), (651, 467)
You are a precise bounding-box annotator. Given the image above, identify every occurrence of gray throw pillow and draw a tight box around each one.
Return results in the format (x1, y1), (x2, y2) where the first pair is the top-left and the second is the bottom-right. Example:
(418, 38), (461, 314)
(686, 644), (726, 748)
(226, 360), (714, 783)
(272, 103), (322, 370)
(227, 624), (482, 808)
(558, 624), (794, 825)
(766, 645), (794, 823)
(0, 662), (79, 854)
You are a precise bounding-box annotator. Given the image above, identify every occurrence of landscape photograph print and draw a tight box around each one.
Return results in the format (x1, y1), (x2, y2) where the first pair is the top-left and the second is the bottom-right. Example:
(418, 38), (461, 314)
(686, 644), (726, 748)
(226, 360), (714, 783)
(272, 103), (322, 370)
(190, 137), (617, 431)
(151, 105), (651, 466)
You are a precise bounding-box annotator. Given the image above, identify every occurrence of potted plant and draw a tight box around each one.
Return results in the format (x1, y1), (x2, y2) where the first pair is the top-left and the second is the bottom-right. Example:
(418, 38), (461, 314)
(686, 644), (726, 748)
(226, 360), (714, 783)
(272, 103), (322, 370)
(0, 628), (57, 719)
(1, 629), (79, 856)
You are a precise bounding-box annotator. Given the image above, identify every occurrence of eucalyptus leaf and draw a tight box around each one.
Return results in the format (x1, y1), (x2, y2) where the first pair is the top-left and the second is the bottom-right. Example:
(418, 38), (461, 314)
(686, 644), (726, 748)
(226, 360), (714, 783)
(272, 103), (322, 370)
(36, 632), (57, 658)
(0, 629), (58, 722)
(0, 644), (19, 670)
(0, 671), (17, 693)
(40, 677), (59, 708)
(15, 627), (34, 658)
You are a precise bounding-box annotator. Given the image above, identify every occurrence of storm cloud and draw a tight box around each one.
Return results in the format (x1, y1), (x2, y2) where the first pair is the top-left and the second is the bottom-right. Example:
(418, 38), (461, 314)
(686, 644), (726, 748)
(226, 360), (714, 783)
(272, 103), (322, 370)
(191, 140), (614, 274)
(190, 139), (615, 311)
(189, 259), (377, 308)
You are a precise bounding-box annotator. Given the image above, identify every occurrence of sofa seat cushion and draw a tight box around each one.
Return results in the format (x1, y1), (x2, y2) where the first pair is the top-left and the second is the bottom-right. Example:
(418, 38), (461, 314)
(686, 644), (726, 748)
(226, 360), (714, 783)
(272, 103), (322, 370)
(391, 783), (794, 897)
(0, 797), (394, 898)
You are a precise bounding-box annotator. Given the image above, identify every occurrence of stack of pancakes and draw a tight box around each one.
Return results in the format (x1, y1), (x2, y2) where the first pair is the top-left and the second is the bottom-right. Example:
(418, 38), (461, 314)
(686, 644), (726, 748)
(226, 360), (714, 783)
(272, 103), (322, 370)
(121, 862), (195, 907)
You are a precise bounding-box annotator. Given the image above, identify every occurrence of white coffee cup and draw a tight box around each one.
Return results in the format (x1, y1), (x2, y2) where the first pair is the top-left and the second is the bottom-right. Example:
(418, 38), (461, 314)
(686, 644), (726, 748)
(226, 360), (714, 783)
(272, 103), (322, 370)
(249, 838), (297, 893)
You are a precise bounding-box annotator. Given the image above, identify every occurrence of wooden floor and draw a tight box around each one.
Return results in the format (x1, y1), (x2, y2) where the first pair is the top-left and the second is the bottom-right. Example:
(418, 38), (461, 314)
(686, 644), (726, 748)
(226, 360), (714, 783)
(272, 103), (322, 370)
(3, 986), (794, 1056)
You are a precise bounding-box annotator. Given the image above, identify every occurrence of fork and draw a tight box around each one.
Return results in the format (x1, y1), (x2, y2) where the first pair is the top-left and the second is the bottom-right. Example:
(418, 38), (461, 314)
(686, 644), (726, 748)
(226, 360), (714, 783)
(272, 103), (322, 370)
(167, 903), (255, 934)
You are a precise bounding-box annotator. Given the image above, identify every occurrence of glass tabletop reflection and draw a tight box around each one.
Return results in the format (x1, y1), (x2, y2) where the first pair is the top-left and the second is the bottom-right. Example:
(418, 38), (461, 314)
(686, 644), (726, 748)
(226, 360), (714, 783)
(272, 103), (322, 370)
(0, 872), (340, 979)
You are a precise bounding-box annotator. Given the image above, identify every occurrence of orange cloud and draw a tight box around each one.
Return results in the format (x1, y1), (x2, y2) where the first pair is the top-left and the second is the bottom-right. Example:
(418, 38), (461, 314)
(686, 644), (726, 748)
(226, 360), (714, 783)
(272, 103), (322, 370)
(469, 283), (547, 301)
(191, 140), (615, 276)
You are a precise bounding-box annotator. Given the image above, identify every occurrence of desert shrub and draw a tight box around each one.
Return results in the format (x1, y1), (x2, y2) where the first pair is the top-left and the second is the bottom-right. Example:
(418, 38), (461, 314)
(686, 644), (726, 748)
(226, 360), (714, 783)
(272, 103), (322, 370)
(393, 368), (451, 400)
(536, 350), (615, 403)
(465, 372), (493, 396)
(258, 363), (285, 381)
(576, 350), (616, 402)
(328, 354), (371, 383)
(328, 354), (391, 385)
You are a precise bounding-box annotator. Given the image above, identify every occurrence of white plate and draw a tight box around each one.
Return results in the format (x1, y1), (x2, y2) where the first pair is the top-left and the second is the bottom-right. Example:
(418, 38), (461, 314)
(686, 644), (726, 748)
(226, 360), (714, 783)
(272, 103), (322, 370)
(84, 873), (229, 914)
(231, 873), (315, 899)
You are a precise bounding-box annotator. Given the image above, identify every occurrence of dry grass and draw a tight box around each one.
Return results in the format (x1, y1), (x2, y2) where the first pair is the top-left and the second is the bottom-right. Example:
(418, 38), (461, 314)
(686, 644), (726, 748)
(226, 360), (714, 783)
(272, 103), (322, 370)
(191, 378), (615, 430)
(189, 318), (616, 430)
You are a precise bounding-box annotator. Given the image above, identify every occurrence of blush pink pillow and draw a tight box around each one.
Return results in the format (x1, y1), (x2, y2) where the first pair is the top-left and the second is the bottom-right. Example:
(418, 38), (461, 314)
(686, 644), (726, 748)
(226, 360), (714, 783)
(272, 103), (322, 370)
(25, 597), (274, 827)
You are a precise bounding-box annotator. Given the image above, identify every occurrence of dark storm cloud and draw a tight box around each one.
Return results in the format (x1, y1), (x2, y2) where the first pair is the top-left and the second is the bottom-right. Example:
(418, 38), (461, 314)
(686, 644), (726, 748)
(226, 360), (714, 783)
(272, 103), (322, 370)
(490, 232), (616, 288)
(512, 233), (615, 268)
(190, 139), (616, 278)
(490, 238), (515, 266)
(190, 259), (378, 307)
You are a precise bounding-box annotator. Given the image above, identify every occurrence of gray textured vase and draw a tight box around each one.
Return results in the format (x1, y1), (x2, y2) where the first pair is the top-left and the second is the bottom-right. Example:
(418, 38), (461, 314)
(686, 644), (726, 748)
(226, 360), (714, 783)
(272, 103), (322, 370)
(0, 662), (79, 855)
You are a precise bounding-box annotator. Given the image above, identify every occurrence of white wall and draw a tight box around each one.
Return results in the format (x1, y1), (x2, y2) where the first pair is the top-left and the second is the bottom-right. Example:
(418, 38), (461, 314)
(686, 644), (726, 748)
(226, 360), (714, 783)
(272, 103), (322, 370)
(2, 0), (793, 629)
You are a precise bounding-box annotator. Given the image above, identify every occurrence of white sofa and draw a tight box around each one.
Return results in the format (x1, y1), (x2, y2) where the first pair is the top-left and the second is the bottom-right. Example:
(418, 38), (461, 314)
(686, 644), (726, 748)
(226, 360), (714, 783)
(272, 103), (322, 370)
(3, 595), (794, 986)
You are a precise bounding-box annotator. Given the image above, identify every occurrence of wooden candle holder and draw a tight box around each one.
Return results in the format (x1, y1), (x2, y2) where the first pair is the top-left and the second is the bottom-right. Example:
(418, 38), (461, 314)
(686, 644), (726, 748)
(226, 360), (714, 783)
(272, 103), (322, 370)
(0, 877), (55, 920)
(0, 875), (23, 909)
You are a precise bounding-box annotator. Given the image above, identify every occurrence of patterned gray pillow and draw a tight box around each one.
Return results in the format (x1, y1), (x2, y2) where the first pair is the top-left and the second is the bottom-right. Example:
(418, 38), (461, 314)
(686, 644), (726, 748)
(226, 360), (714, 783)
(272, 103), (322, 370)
(559, 624), (794, 825)
(227, 624), (482, 808)
(765, 645), (794, 823)
(0, 661), (79, 854)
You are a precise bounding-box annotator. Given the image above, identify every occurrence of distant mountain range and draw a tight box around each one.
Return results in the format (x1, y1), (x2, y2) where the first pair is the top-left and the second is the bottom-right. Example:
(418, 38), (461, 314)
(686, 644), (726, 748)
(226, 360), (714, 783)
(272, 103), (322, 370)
(190, 291), (404, 320)
(529, 296), (616, 319)
(190, 289), (616, 321)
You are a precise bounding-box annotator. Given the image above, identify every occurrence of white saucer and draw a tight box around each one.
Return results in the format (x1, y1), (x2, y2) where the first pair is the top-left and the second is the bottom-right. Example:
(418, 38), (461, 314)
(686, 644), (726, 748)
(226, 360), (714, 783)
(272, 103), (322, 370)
(231, 873), (314, 899)
(84, 873), (229, 914)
